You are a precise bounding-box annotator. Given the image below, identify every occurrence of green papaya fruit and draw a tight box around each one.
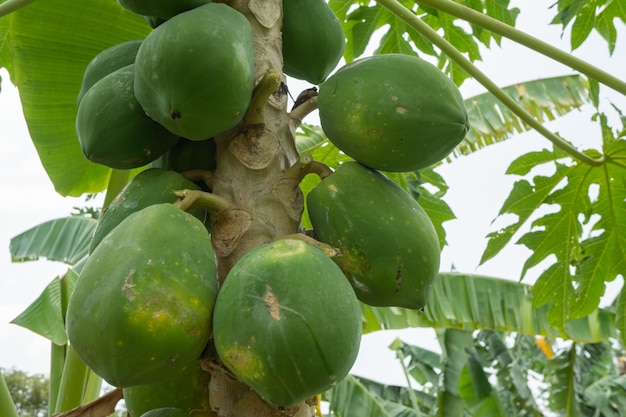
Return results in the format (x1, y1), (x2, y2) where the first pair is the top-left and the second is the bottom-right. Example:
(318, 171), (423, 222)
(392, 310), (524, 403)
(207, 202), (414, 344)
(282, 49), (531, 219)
(282, 0), (345, 84)
(123, 363), (211, 417)
(119, 0), (211, 20)
(213, 239), (362, 408)
(89, 168), (205, 253)
(66, 203), (217, 387)
(76, 40), (143, 104)
(149, 138), (217, 173)
(76, 64), (180, 169)
(139, 409), (214, 417)
(318, 54), (470, 172)
(134, 4), (254, 140)
(307, 161), (440, 309)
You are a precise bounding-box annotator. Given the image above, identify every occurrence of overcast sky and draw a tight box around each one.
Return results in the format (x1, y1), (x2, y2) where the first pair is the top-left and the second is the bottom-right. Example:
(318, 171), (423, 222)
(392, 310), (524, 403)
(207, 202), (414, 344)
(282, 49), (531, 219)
(1, 1), (625, 388)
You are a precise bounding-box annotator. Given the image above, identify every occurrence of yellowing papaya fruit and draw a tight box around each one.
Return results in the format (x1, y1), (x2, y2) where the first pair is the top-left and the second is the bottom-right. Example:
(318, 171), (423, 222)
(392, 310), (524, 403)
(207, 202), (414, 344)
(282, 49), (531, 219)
(123, 363), (211, 417)
(134, 4), (254, 140)
(213, 239), (362, 408)
(282, 0), (345, 84)
(318, 54), (469, 172)
(77, 40), (143, 105)
(118, 0), (211, 20)
(66, 203), (217, 387)
(307, 161), (440, 309)
(89, 168), (206, 253)
(76, 64), (180, 169)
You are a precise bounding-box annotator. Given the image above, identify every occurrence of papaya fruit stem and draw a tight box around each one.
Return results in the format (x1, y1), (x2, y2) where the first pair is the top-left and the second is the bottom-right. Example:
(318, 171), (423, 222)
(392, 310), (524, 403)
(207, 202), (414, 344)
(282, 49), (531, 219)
(283, 154), (332, 184)
(0, 0), (38, 17)
(289, 95), (318, 127)
(280, 233), (340, 258)
(243, 68), (282, 127)
(376, 0), (606, 167)
(173, 189), (235, 216)
(415, 0), (626, 97)
(181, 169), (214, 189)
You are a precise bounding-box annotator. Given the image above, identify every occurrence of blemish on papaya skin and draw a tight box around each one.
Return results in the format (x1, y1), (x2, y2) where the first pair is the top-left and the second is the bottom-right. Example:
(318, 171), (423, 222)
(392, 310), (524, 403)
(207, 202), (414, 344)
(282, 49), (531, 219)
(263, 285), (280, 320)
(396, 107), (407, 114)
(395, 261), (402, 294)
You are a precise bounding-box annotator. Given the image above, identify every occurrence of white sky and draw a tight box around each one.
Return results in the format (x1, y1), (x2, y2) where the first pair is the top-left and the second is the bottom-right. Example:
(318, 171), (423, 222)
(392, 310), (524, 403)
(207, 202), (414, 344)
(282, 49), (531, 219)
(1, 1), (625, 388)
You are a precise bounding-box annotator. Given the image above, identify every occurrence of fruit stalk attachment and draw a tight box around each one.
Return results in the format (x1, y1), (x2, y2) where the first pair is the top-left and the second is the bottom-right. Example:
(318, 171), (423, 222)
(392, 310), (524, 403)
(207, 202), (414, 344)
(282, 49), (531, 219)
(376, 0), (606, 167)
(173, 189), (235, 216)
(283, 154), (333, 183)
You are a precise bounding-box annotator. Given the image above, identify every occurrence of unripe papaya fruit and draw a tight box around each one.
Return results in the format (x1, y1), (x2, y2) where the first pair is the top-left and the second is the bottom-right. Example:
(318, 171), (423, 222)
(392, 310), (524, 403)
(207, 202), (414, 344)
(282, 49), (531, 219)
(66, 204), (217, 387)
(282, 0), (345, 84)
(149, 138), (217, 173)
(307, 161), (440, 309)
(123, 363), (211, 417)
(77, 40), (142, 104)
(76, 64), (180, 169)
(89, 168), (206, 253)
(134, 4), (254, 140)
(213, 239), (362, 408)
(118, 0), (211, 20)
(318, 54), (469, 172)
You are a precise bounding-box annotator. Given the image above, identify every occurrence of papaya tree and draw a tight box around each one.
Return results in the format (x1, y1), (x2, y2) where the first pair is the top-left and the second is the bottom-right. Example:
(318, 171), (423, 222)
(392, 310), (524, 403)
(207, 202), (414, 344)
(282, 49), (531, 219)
(1, 0), (625, 416)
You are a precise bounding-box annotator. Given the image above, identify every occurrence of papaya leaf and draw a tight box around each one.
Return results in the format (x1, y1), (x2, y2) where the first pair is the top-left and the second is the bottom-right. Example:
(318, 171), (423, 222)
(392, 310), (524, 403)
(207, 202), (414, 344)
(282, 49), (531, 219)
(454, 75), (590, 160)
(10, 269), (78, 346)
(0, 0), (150, 196)
(361, 272), (615, 343)
(10, 216), (97, 265)
(550, 0), (626, 54)
(570, 0), (597, 51)
(479, 109), (626, 332)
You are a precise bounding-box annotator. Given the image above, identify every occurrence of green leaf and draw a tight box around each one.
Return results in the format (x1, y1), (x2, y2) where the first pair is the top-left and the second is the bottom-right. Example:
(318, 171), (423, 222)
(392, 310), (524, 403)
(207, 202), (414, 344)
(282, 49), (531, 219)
(10, 270), (78, 346)
(455, 75), (590, 160)
(543, 344), (582, 416)
(458, 350), (506, 416)
(0, 0), (150, 196)
(10, 216), (97, 265)
(570, 0), (597, 50)
(361, 272), (615, 343)
(348, 374), (437, 412)
(328, 375), (423, 417)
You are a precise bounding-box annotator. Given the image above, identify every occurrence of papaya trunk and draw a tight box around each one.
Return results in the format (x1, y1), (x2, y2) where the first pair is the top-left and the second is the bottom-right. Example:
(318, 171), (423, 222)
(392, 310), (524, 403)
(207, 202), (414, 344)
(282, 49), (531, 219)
(206, 1), (314, 416)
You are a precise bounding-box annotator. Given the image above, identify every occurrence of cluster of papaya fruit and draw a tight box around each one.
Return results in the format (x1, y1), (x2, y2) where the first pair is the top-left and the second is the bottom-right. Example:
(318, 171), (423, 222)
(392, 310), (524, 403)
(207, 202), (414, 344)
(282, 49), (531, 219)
(66, 0), (469, 415)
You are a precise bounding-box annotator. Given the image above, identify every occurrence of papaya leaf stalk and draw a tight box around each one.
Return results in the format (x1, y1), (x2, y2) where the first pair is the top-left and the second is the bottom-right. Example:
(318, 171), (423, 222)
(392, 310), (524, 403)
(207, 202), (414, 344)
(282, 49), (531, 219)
(375, 0), (606, 167)
(0, 0), (38, 17)
(415, 0), (626, 97)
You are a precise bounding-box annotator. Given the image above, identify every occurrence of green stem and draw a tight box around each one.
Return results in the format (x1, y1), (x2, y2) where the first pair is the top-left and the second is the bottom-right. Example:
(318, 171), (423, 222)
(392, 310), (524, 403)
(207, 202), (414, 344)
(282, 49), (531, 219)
(281, 233), (340, 258)
(173, 189), (235, 216)
(0, 0), (38, 17)
(376, 0), (605, 167)
(48, 343), (66, 416)
(54, 345), (89, 413)
(0, 370), (19, 417)
(416, 0), (626, 97)
(395, 348), (423, 417)
(82, 370), (103, 403)
(243, 68), (282, 126)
